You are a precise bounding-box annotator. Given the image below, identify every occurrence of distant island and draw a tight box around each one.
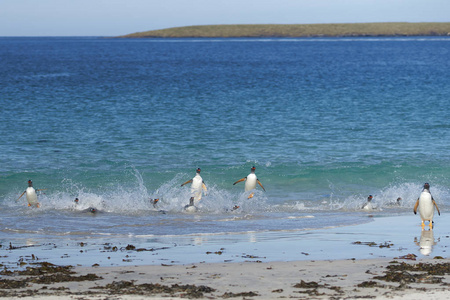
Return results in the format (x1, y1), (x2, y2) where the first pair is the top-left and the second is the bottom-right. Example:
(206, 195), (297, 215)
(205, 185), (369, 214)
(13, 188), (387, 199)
(118, 23), (450, 38)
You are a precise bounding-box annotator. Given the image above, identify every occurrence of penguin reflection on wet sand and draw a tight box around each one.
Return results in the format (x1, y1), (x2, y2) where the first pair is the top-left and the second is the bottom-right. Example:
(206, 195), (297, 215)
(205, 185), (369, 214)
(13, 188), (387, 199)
(362, 195), (374, 210)
(414, 183), (440, 230)
(233, 166), (265, 199)
(16, 180), (44, 208)
(181, 168), (207, 211)
(414, 229), (436, 256)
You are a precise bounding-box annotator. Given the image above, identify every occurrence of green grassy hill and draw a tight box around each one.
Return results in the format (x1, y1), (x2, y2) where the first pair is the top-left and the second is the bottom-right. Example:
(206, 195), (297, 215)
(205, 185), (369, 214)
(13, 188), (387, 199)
(119, 23), (450, 38)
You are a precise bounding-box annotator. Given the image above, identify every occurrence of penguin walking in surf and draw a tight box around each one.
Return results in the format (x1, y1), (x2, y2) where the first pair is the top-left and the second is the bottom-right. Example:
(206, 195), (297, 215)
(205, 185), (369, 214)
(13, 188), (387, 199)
(362, 195), (374, 210)
(181, 168), (207, 212)
(233, 166), (265, 199)
(414, 183), (440, 230)
(16, 180), (44, 208)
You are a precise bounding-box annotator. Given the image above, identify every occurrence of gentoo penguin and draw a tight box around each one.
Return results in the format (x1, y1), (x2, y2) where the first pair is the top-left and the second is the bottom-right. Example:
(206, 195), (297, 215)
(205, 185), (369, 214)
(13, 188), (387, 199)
(233, 166), (265, 199)
(149, 198), (159, 208)
(181, 168), (207, 211)
(73, 198), (99, 214)
(16, 180), (42, 208)
(362, 195), (373, 210)
(414, 183), (440, 229)
(225, 205), (240, 212)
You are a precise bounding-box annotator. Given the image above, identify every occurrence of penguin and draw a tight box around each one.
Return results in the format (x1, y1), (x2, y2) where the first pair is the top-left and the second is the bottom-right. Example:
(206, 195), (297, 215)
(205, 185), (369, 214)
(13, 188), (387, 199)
(80, 207), (99, 214)
(16, 180), (43, 208)
(362, 195), (373, 210)
(225, 205), (240, 212)
(233, 166), (265, 199)
(149, 198), (159, 208)
(181, 168), (207, 211)
(414, 183), (440, 229)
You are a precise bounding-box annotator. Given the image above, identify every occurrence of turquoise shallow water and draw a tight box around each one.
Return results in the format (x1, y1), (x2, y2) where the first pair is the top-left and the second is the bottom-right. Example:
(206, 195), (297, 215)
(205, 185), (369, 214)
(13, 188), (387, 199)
(1, 37), (450, 244)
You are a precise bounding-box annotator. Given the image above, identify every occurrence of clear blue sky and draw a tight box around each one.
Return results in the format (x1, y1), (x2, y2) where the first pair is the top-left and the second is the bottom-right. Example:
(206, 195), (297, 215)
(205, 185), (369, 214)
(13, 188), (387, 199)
(1, 0), (449, 36)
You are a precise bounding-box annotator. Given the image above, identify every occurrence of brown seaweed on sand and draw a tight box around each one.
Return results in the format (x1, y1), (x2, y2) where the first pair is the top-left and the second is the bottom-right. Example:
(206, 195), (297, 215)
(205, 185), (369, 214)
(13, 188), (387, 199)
(92, 280), (216, 298)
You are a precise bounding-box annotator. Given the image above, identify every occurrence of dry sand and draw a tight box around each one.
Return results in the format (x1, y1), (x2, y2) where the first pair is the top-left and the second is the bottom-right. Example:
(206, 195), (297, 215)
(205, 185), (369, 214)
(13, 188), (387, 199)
(2, 257), (450, 299)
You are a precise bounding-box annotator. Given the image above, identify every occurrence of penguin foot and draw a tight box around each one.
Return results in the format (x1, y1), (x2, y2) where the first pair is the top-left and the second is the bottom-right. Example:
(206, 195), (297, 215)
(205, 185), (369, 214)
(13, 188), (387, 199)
(429, 221), (434, 230)
(248, 193), (254, 199)
(421, 221), (425, 230)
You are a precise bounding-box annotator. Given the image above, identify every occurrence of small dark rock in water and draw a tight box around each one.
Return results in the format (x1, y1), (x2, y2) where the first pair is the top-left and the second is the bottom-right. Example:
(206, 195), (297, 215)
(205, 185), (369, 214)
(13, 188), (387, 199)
(125, 244), (136, 250)
(396, 253), (417, 260)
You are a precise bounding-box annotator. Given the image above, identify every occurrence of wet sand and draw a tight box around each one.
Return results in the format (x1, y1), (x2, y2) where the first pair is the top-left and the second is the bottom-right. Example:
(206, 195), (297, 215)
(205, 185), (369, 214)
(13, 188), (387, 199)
(1, 214), (449, 299)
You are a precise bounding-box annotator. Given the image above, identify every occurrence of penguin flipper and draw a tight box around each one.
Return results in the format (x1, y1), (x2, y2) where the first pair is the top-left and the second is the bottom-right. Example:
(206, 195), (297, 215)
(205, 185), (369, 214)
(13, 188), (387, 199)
(413, 198), (419, 215)
(257, 179), (266, 192)
(202, 182), (207, 192)
(16, 191), (26, 202)
(181, 179), (193, 187)
(233, 178), (246, 185)
(432, 198), (441, 216)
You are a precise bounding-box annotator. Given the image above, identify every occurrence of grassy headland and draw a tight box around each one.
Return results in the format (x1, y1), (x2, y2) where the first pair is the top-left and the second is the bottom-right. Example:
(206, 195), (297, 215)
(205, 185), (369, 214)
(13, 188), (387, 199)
(118, 22), (450, 38)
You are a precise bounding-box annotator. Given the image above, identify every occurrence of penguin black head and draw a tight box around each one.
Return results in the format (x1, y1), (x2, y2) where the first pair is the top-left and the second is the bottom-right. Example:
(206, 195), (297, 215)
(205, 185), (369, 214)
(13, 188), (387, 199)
(28, 180), (33, 187)
(423, 183), (430, 190)
(196, 168), (201, 173)
(251, 166), (256, 172)
(368, 195), (373, 201)
(74, 198), (79, 204)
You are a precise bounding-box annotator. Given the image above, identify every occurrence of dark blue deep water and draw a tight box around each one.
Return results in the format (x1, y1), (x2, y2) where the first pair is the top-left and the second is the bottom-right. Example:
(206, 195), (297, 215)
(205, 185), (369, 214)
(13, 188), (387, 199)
(1, 37), (450, 241)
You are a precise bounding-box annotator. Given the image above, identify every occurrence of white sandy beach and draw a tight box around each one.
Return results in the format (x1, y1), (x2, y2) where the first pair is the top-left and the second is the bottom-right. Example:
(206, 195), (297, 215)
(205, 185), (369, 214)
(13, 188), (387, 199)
(1, 214), (449, 299)
(4, 257), (450, 299)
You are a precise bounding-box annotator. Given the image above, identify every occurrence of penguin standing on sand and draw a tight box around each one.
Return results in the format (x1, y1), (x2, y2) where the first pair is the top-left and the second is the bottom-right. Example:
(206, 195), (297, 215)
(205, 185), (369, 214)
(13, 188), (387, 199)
(362, 195), (373, 210)
(414, 183), (440, 229)
(233, 166), (265, 199)
(16, 180), (43, 208)
(181, 168), (207, 211)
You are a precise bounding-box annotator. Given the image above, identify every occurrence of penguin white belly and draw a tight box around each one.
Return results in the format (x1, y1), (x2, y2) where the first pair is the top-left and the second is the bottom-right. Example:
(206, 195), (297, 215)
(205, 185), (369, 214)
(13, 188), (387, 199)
(245, 174), (257, 191)
(362, 202), (373, 211)
(190, 176), (203, 201)
(184, 205), (198, 213)
(26, 187), (38, 206)
(418, 192), (434, 221)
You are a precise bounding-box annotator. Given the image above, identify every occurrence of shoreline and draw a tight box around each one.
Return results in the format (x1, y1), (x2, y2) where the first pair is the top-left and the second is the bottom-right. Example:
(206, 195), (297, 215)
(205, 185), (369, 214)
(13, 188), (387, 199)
(1, 214), (449, 298)
(118, 22), (450, 38)
(2, 214), (448, 268)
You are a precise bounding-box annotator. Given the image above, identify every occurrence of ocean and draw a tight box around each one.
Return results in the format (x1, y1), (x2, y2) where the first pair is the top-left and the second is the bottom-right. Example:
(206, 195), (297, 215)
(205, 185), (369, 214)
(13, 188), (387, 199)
(1, 37), (449, 263)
